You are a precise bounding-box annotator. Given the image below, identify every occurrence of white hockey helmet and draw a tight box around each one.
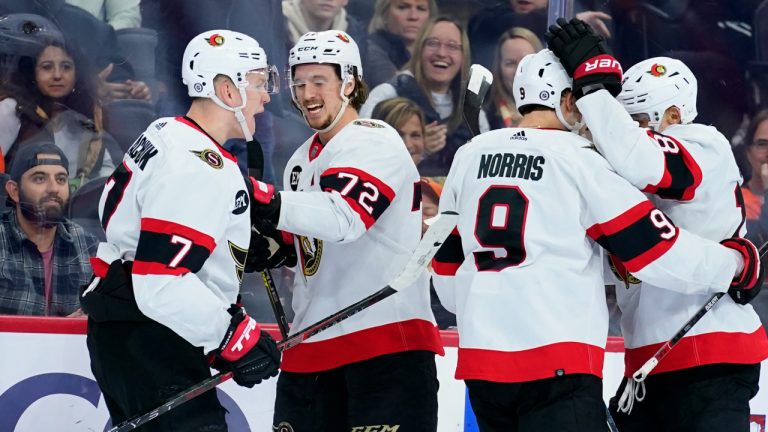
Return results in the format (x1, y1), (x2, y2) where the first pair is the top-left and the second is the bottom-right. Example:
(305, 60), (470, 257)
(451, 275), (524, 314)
(288, 31), (363, 133)
(181, 30), (278, 140)
(513, 49), (579, 131)
(617, 57), (698, 130)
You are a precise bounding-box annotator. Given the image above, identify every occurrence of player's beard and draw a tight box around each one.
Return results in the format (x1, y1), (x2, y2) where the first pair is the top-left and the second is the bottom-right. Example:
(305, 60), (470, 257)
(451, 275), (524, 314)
(18, 189), (66, 229)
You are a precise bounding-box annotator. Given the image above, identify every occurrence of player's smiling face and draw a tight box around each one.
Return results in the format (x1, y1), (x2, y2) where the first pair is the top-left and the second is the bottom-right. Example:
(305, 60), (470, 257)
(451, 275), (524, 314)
(292, 63), (348, 130)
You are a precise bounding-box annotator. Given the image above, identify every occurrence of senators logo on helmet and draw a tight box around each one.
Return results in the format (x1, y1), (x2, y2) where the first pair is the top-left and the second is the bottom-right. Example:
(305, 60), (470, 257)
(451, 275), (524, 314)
(207, 33), (225, 47)
(648, 63), (666, 77)
(335, 32), (350, 43)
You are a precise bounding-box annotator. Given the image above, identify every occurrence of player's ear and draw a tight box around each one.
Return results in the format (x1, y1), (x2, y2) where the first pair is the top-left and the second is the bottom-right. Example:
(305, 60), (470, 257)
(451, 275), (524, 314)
(343, 77), (355, 98)
(665, 106), (682, 125)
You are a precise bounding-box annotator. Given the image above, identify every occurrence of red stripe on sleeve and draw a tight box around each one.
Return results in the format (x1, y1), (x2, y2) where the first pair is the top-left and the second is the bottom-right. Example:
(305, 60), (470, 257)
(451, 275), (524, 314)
(622, 233), (678, 273)
(586, 200), (655, 240)
(140, 218), (216, 252)
(132, 261), (190, 276)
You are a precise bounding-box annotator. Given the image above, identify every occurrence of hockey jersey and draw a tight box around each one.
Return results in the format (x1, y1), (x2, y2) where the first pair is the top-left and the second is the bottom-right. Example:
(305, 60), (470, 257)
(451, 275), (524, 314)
(277, 119), (443, 373)
(92, 116), (251, 353)
(578, 90), (768, 375)
(431, 127), (743, 383)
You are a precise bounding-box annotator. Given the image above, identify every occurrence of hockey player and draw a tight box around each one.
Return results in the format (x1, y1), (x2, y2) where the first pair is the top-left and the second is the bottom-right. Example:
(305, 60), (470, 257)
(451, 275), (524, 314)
(248, 30), (443, 431)
(546, 18), (768, 431)
(430, 48), (764, 432)
(82, 30), (281, 431)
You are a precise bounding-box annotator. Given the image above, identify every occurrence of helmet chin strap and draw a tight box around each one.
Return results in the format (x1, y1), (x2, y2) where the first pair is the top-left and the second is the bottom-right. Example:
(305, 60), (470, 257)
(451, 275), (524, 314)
(210, 86), (254, 141)
(555, 103), (583, 133)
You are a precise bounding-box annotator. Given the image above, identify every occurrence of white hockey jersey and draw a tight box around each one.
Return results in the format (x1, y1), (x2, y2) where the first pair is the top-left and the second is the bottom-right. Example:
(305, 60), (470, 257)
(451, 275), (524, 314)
(92, 116), (251, 352)
(277, 119), (443, 373)
(431, 127), (743, 383)
(578, 90), (768, 375)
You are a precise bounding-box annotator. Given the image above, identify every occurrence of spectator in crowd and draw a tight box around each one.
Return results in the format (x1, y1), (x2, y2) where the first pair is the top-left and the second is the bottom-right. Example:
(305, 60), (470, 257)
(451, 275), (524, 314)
(365, 0), (437, 88)
(362, 16), (488, 177)
(0, 142), (97, 316)
(739, 109), (768, 245)
(371, 96), (426, 165)
(0, 38), (118, 186)
(485, 27), (542, 129)
(65, 0), (141, 30)
(467, 0), (611, 69)
(282, 0), (368, 65)
(0, 1), (151, 101)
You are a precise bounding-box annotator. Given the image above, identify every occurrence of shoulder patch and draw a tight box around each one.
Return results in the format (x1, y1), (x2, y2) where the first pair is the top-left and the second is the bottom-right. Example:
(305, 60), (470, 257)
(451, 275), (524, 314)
(353, 119), (385, 129)
(190, 149), (224, 169)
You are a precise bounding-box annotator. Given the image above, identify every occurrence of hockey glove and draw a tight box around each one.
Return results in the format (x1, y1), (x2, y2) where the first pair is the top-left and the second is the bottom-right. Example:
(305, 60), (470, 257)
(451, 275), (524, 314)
(211, 305), (281, 388)
(248, 177), (282, 226)
(545, 17), (622, 98)
(245, 220), (297, 273)
(721, 237), (765, 305)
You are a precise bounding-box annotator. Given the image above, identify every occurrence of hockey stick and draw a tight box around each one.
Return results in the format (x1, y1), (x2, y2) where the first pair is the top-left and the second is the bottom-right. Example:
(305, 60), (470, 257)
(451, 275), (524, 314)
(247, 138), (290, 339)
(462, 64), (493, 137)
(617, 241), (768, 413)
(107, 211), (459, 432)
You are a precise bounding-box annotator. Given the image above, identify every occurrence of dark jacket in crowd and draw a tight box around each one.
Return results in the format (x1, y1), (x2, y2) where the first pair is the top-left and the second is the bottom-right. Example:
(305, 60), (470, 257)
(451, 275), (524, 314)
(390, 74), (473, 177)
(365, 29), (412, 88)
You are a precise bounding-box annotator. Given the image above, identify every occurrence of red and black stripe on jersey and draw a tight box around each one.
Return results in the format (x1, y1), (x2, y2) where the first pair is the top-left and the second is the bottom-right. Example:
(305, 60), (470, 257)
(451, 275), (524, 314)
(432, 227), (464, 276)
(101, 161), (133, 230)
(320, 167), (396, 229)
(642, 130), (703, 201)
(587, 200), (679, 273)
(133, 218), (216, 276)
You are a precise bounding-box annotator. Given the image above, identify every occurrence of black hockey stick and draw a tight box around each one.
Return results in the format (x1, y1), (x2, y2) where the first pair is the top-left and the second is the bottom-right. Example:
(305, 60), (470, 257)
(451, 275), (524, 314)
(617, 241), (768, 413)
(462, 64), (493, 137)
(107, 211), (460, 432)
(247, 139), (290, 339)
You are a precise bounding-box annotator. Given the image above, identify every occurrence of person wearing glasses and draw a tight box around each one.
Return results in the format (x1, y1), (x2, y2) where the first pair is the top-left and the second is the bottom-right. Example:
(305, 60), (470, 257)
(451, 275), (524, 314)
(361, 16), (489, 177)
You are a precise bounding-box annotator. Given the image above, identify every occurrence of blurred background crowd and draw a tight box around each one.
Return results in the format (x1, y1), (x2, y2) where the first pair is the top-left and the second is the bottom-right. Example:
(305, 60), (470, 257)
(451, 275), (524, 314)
(1, 0), (768, 334)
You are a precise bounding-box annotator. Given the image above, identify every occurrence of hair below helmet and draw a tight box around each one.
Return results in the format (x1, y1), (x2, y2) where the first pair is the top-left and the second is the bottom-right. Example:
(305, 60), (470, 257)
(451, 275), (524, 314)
(617, 57), (698, 128)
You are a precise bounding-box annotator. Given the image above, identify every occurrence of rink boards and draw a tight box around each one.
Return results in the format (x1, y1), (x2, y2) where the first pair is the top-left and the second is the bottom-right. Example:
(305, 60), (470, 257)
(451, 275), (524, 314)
(1, 316), (767, 431)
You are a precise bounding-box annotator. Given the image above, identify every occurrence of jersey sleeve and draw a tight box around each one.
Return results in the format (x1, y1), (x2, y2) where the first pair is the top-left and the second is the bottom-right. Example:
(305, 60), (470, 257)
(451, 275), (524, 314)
(577, 90), (702, 201)
(430, 146), (469, 313)
(278, 128), (403, 243)
(131, 170), (233, 352)
(579, 150), (739, 296)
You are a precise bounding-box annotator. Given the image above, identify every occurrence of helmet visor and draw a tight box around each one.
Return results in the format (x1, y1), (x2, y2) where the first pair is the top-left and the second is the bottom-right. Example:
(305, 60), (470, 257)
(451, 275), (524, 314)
(245, 65), (280, 94)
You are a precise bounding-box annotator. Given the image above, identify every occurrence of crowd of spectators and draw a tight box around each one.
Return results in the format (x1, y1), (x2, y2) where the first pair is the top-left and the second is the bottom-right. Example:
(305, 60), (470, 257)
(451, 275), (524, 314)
(1, 0), (768, 333)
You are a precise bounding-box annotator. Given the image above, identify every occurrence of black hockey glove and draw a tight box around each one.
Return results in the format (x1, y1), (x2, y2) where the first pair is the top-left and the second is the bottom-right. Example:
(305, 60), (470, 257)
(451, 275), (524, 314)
(721, 237), (764, 305)
(210, 305), (281, 388)
(545, 17), (622, 98)
(245, 220), (297, 273)
(248, 177), (282, 226)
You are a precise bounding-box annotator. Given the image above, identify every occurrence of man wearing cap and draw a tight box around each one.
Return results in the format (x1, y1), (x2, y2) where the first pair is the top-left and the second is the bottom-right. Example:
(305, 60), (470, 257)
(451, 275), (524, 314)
(0, 141), (97, 316)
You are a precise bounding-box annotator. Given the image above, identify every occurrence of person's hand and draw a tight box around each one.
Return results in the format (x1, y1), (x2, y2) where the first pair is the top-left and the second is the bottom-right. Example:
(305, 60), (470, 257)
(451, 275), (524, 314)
(126, 80), (151, 101)
(248, 178), (281, 226)
(246, 220), (297, 273)
(721, 237), (764, 305)
(545, 17), (622, 98)
(424, 121), (447, 155)
(67, 308), (86, 317)
(210, 305), (281, 388)
(575, 11), (612, 39)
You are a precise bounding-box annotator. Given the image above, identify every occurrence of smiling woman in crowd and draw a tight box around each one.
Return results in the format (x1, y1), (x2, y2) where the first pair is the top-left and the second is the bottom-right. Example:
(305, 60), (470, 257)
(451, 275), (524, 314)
(361, 16), (488, 177)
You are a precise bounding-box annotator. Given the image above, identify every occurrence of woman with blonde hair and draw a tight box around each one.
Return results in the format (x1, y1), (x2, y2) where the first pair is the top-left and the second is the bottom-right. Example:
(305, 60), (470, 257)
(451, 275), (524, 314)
(371, 96), (426, 165)
(366, 0), (437, 87)
(362, 16), (488, 176)
(485, 27), (542, 129)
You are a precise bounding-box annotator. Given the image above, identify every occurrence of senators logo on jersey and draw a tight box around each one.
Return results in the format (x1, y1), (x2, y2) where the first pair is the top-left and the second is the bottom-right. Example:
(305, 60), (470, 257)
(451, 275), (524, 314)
(190, 149), (224, 169)
(298, 235), (323, 276)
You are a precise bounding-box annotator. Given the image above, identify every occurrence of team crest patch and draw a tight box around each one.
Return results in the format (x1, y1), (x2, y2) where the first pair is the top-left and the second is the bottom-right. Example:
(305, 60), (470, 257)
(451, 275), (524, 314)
(190, 149), (224, 169)
(353, 119), (384, 128)
(207, 33), (225, 47)
(608, 255), (641, 286)
(273, 422), (294, 432)
(299, 236), (323, 276)
(228, 241), (248, 282)
(647, 63), (666, 77)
